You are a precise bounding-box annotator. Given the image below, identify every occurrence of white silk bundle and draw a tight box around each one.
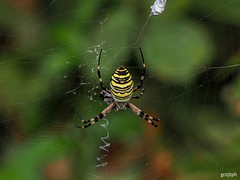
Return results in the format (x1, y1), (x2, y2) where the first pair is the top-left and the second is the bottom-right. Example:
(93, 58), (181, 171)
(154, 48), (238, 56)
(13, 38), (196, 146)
(150, 0), (167, 16)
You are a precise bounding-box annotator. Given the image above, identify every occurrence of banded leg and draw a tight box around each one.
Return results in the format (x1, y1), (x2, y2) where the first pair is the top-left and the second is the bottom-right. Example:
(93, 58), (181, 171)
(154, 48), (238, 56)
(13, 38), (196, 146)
(131, 88), (145, 99)
(133, 47), (146, 92)
(76, 102), (116, 128)
(127, 102), (160, 122)
(126, 102), (160, 127)
(97, 49), (109, 92)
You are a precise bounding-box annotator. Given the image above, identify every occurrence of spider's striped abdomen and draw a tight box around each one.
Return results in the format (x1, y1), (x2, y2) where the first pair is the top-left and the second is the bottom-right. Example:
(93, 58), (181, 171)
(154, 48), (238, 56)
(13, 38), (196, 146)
(110, 66), (134, 102)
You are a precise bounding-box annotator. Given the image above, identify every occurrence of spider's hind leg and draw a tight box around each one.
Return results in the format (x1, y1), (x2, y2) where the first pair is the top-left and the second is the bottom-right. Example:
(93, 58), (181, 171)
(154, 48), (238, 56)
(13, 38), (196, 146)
(75, 102), (116, 128)
(126, 102), (160, 127)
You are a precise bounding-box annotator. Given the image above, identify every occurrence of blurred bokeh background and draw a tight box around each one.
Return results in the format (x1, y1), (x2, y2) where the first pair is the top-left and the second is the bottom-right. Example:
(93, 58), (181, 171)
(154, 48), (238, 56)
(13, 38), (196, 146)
(0, 0), (240, 179)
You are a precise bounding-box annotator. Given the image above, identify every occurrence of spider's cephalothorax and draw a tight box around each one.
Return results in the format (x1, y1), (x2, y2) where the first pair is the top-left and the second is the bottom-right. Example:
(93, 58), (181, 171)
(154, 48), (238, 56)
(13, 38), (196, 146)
(110, 66), (134, 109)
(76, 47), (161, 129)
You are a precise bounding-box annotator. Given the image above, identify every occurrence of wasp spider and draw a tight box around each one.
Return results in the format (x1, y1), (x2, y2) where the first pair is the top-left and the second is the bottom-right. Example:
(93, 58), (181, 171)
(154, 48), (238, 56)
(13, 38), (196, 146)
(76, 47), (160, 128)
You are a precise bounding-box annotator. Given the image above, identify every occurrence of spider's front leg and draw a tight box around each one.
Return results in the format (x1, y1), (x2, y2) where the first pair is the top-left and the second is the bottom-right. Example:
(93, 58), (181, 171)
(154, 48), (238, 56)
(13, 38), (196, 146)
(76, 102), (116, 128)
(93, 78), (113, 105)
(133, 47), (146, 93)
(131, 88), (145, 99)
(96, 49), (111, 94)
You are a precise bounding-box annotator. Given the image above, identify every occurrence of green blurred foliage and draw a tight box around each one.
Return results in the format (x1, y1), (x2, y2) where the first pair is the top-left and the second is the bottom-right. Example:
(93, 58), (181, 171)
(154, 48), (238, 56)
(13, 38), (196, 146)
(0, 0), (239, 179)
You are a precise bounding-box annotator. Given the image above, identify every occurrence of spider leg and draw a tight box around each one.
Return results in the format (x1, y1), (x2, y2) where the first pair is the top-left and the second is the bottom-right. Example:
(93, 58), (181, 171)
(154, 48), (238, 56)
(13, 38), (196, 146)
(131, 88), (145, 99)
(94, 78), (103, 94)
(126, 102), (160, 127)
(97, 49), (111, 94)
(76, 102), (116, 128)
(133, 47), (146, 93)
(93, 78), (112, 101)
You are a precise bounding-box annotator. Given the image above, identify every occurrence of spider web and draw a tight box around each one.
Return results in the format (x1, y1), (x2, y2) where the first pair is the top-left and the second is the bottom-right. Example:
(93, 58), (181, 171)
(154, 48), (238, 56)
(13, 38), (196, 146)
(0, 0), (240, 179)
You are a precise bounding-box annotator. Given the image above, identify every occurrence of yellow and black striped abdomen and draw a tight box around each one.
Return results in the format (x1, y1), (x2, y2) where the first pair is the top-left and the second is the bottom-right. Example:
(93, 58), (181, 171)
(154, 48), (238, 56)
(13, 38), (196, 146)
(110, 66), (134, 102)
